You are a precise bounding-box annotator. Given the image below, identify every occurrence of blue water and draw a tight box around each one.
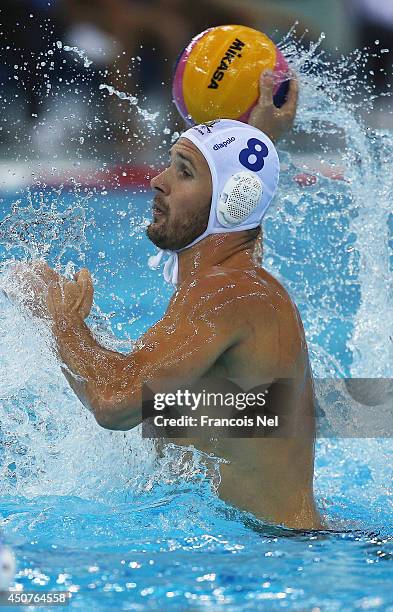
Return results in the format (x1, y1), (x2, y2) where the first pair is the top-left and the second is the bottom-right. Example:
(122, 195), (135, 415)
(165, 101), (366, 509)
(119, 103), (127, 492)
(0, 175), (392, 610)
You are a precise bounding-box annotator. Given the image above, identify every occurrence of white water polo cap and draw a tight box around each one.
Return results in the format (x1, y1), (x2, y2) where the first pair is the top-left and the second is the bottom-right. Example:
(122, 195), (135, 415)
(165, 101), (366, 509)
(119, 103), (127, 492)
(148, 119), (280, 285)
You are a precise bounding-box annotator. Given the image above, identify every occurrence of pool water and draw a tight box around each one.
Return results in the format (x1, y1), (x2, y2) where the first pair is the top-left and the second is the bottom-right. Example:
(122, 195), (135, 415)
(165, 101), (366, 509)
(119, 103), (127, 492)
(0, 172), (392, 609)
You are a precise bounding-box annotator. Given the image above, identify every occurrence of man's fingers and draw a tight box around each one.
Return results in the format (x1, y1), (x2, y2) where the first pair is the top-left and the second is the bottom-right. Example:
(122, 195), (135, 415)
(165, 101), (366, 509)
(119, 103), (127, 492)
(46, 269), (94, 320)
(284, 73), (299, 109)
(257, 70), (275, 107)
(76, 268), (90, 280)
(46, 284), (61, 316)
(76, 268), (94, 318)
(248, 68), (298, 142)
(274, 73), (298, 127)
(77, 269), (93, 295)
(31, 260), (50, 276)
(31, 260), (60, 286)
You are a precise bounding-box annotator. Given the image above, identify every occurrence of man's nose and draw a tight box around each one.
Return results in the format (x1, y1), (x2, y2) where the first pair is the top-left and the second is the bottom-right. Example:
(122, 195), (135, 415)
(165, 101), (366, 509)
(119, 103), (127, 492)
(150, 168), (170, 195)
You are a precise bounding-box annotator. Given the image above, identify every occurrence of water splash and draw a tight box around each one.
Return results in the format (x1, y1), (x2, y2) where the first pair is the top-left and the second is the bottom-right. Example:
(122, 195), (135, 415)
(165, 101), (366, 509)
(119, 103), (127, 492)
(347, 132), (393, 377)
(270, 32), (393, 378)
(0, 188), (92, 264)
(57, 40), (93, 68)
(99, 83), (159, 123)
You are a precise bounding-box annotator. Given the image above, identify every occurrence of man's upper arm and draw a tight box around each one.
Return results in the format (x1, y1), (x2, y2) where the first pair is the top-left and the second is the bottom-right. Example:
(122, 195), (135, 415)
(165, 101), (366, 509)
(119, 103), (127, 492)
(134, 278), (243, 387)
(98, 277), (246, 428)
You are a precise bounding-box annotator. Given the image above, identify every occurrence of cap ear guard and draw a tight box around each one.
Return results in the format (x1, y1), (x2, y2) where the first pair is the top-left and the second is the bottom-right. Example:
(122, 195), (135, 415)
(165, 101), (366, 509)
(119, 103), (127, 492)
(216, 171), (263, 227)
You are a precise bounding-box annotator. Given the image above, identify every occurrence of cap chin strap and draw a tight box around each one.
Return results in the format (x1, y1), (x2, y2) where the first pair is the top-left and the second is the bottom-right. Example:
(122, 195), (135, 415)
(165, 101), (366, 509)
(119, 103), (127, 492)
(148, 249), (179, 286)
(147, 219), (212, 287)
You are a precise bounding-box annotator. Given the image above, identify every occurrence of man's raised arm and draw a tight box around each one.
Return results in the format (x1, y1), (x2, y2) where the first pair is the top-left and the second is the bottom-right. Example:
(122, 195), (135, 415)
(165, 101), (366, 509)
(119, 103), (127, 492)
(248, 70), (298, 142)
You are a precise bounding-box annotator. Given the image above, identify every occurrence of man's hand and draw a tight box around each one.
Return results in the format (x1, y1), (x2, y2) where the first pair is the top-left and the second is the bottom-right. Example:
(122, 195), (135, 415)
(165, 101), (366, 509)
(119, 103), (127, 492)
(47, 268), (94, 322)
(2, 260), (61, 318)
(2, 260), (93, 322)
(248, 70), (299, 143)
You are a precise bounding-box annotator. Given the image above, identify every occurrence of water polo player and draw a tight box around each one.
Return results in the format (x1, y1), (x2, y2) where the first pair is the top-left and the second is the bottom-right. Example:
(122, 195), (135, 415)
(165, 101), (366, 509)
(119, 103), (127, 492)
(10, 74), (324, 530)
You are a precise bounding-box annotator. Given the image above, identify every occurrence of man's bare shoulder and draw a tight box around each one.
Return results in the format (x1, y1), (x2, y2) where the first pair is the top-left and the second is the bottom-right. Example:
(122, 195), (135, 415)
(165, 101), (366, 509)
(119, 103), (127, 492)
(174, 270), (246, 318)
(210, 265), (294, 307)
(175, 265), (296, 320)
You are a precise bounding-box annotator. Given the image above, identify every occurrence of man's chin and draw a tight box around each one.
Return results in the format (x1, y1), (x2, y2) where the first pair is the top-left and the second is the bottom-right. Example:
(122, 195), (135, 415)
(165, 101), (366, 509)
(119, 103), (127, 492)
(146, 219), (200, 251)
(146, 223), (169, 249)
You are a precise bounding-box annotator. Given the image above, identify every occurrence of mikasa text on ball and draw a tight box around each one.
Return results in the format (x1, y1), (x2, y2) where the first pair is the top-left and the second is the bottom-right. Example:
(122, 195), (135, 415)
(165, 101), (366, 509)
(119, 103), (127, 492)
(173, 24), (289, 125)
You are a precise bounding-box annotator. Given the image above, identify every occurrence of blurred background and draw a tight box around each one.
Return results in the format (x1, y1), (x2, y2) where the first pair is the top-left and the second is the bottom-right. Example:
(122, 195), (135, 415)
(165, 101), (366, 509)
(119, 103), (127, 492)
(0, 0), (392, 172)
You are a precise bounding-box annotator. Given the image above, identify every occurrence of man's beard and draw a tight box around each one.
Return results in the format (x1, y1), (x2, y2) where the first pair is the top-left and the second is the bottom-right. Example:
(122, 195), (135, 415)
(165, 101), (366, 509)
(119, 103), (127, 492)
(146, 198), (210, 251)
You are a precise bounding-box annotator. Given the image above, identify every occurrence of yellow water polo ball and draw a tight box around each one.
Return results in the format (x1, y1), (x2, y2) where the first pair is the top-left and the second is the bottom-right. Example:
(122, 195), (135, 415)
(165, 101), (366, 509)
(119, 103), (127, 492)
(172, 24), (290, 125)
